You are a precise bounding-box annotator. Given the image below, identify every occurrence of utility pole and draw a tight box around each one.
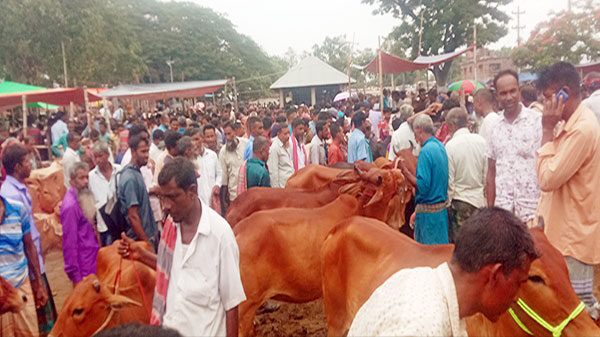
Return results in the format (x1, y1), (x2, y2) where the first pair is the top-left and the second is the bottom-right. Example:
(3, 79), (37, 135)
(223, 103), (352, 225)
(474, 22), (477, 86)
(166, 59), (174, 82)
(61, 40), (68, 87)
(512, 6), (525, 46)
(568, 0), (571, 11)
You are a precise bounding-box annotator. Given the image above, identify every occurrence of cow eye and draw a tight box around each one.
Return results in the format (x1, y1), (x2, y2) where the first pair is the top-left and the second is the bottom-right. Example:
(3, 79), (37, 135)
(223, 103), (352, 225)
(528, 275), (546, 284)
(72, 308), (84, 316)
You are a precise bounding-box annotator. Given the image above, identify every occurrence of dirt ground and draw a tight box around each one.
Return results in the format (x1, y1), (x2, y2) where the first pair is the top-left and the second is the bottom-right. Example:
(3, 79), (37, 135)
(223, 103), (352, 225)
(45, 249), (600, 337)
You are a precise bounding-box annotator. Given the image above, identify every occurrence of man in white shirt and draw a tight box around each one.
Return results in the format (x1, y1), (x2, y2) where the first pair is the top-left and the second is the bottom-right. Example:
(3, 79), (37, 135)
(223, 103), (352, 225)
(474, 88), (500, 142)
(196, 129), (222, 206)
(348, 207), (537, 337)
(445, 108), (487, 243)
(118, 157), (245, 336)
(219, 122), (247, 208)
(583, 72), (600, 123)
(51, 112), (69, 144)
(288, 118), (307, 171)
(267, 123), (294, 188)
(388, 104), (420, 159)
(88, 141), (121, 246)
(149, 129), (164, 164)
(62, 131), (82, 188)
(112, 105), (124, 123)
(308, 120), (329, 166)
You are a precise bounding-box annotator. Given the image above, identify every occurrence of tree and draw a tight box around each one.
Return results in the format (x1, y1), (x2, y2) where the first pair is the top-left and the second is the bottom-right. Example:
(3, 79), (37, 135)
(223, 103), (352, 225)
(362, 0), (512, 86)
(312, 35), (352, 72)
(512, 1), (600, 71)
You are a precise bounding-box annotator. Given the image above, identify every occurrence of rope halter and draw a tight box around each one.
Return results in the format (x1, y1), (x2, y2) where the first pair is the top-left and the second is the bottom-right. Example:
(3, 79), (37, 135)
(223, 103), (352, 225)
(508, 298), (586, 337)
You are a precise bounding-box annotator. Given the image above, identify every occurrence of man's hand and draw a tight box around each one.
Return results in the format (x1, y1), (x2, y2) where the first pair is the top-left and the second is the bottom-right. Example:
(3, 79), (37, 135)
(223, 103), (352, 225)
(118, 232), (143, 261)
(542, 93), (564, 131)
(212, 185), (220, 198)
(424, 103), (443, 116)
(31, 278), (48, 308)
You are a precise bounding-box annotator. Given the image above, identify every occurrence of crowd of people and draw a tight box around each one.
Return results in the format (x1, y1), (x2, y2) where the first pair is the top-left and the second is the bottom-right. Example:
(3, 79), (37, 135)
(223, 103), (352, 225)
(0, 61), (599, 336)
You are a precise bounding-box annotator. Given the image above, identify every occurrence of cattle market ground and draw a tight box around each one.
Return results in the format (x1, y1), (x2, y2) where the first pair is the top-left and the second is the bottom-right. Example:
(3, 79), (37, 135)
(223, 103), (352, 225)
(45, 250), (600, 336)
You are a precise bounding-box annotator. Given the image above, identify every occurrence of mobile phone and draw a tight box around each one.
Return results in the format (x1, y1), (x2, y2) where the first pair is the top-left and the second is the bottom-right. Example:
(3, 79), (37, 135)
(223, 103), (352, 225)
(557, 89), (568, 103)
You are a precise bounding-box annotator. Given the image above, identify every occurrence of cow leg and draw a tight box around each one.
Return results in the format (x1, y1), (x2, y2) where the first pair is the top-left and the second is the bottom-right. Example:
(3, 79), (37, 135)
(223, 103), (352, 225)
(238, 295), (266, 337)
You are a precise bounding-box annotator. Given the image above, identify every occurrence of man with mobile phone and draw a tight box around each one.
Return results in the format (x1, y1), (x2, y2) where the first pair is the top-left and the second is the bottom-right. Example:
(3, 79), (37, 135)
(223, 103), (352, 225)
(536, 61), (600, 319)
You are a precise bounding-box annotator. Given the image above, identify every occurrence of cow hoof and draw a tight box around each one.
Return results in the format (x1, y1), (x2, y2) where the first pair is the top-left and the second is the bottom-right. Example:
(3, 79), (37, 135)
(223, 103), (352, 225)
(256, 301), (280, 315)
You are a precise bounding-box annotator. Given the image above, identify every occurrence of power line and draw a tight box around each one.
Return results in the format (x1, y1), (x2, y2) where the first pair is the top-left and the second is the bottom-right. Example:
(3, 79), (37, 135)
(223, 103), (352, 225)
(234, 70), (287, 84)
(512, 6), (525, 46)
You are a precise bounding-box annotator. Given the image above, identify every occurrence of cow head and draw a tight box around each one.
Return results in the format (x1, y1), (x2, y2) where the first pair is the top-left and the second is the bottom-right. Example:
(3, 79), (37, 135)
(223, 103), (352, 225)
(50, 275), (141, 337)
(0, 276), (27, 315)
(26, 161), (67, 214)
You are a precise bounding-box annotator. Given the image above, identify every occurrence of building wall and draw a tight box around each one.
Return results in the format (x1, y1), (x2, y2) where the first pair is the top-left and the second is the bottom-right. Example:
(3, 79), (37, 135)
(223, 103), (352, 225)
(460, 48), (515, 82)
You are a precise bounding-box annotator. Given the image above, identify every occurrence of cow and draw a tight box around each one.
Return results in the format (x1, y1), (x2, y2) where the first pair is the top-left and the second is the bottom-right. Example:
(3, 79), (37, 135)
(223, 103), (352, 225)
(321, 216), (600, 336)
(285, 164), (347, 190)
(0, 275), (27, 315)
(50, 241), (155, 337)
(26, 161), (66, 214)
(234, 165), (404, 336)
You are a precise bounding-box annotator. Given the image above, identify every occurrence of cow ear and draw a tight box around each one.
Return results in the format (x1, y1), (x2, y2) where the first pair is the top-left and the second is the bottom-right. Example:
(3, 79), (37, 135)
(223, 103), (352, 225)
(107, 293), (141, 310)
(537, 216), (545, 230)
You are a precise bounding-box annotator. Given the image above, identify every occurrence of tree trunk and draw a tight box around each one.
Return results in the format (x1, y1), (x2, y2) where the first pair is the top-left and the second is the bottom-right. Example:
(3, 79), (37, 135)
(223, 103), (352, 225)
(432, 59), (453, 87)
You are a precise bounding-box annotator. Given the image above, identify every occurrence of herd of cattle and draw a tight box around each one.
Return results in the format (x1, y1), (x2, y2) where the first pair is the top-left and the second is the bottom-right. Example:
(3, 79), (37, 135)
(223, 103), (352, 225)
(2, 149), (599, 336)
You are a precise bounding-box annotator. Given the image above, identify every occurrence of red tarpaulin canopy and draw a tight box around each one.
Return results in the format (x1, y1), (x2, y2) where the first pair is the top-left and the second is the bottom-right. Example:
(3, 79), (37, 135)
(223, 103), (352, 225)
(0, 87), (102, 109)
(364, 45), (474, 74)
(576, 61), (600, 77)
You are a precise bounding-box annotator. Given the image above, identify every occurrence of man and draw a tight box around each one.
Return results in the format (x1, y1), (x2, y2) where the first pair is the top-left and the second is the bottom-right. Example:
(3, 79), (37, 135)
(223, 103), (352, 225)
(328, 122), (346, 165)
(242, 117), (264, 161)
(536, 62), (600, 318)
(51, 112), (69, 144)
(486, 70), (542, 224)
(521, 84), (544, 112)
(474, 88), (501, 142)
(388, 104), (419, 159)
(288, 118), (307, 171)
(62, 132), (82, 187)
(348, 207), (537, 336)
(219, 122), (247, 210)
(169, 118), (179, 132)
(445, 108), (487, 243)
(398, 114), (449, 244)
(391, 90), (401, 110)
(116, 123), (149, 167)
(203, 124), (221, 153)
(348, 112), (372, 163)
(157, 114), (169, 132)
(1, 144), (53, 335)
(195, 129), (222, 206)
(118, 135), (158, 249)
(113, 105), (124, 123)
(583, 71), (600, 122)
(246, 136), (270, 188)
(89, 142), (121, 246)
(150, 129), (164, 164)
(267, 123), (293, 188)
(98, 121), (111, 144)
(368, 105), (382, 138)
(60, 162), (99, 285)
(51, 120), (77, 158)
(0, 194), (47, 337)
(153, 131), (181, 186)
(118, 158), (245, 336)
(224, 102), (235, 120)
(308, 120), (328, 166)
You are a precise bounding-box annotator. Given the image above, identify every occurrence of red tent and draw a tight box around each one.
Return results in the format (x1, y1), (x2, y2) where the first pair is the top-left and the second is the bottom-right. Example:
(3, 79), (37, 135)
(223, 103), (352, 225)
(576, 61), (600, 77)
(0, 87), (102, 109)
(364, 45), (475, 74)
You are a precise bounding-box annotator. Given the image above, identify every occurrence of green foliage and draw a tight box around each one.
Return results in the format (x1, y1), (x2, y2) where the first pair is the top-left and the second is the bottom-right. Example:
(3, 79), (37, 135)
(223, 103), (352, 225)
(511, 2), (600, 71)
(0, 0), (281, 99)
(362, 0), (512, 85)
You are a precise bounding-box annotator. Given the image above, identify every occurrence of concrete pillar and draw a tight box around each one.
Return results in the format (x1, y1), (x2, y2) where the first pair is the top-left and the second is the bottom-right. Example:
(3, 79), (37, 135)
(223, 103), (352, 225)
(279, 89), (284, 108)
(311, 87), (316, 106)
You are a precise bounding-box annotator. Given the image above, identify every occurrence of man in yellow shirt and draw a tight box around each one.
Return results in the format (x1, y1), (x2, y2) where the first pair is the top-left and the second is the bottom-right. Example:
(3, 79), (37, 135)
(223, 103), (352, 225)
(536, 61), (600, 319)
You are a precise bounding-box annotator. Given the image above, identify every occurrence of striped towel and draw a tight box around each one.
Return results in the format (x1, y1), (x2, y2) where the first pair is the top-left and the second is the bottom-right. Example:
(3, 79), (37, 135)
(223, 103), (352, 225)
(150, 216), (176, 325)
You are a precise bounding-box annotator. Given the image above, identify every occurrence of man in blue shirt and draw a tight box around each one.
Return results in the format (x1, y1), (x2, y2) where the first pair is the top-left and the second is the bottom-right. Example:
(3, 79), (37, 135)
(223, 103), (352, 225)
(398, 114), (449, 244)
(348, 111), (373, 163)
(243, 116), (264, 161)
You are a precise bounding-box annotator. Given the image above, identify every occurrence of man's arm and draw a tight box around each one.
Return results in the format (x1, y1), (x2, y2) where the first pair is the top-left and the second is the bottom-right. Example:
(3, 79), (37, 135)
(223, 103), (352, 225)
(23, 233), (48, 307)
(226, 307), (239, 337)
(118, 233), (157, 269)
(127, 206), (149, 242)
(267, 146), (279, 187)
(485, 158), (496, 206)
(60, 206), (82, 283)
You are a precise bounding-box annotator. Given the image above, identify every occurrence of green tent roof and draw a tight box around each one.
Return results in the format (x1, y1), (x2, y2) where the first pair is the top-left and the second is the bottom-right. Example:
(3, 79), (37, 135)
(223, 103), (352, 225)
(0, 81), (59, 109)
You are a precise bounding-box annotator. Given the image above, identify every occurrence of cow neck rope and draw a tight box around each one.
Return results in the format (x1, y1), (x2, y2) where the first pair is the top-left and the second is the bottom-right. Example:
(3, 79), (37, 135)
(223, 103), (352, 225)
(508, 298), (585, 337)
(92, 256), (152, 336)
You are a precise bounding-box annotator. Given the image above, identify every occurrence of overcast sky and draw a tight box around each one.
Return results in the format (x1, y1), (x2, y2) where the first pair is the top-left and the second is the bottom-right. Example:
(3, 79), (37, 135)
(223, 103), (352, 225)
(190, 0), (569, 57)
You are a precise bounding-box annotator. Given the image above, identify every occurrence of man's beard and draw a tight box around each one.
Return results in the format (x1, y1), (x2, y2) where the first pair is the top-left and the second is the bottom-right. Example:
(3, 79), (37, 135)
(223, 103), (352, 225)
(76, 188), (97, 225)
(295, 134), (305, 144)
(226, 138), (238, 152)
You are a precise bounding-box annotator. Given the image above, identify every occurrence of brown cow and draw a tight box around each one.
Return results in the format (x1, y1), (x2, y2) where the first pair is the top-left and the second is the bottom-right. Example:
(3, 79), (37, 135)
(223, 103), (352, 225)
(50, 241), (155, 337)
(321, 216), (600, 336)
(0, 275), (27, 315)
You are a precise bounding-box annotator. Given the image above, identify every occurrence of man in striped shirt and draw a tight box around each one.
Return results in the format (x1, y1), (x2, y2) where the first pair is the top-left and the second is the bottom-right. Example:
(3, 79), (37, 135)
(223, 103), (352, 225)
(0, 195), (47, 337)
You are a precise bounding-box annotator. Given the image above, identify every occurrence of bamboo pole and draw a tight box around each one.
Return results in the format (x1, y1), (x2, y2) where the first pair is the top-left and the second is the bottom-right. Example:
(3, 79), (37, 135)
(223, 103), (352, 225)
(378, 36), (384, 111)
(22, 95), (28, 136)
(474, 22), (478, 86)
(232, 77), (239, 113)
(83, 87), (91, 128)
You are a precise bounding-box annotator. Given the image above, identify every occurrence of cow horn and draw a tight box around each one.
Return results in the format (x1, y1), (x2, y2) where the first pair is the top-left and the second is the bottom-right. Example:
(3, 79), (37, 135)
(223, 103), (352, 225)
(107, 293), (141, 310)
(364, 189), (384, 208)
(93, 280), (101, 293)
(537, 216), (545, 230)
(354, 165), (382, 186)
